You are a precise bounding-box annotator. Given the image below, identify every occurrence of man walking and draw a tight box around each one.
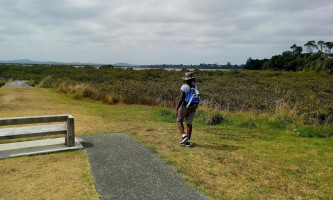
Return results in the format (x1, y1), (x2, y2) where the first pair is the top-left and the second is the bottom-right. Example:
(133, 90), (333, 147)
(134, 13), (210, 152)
(176, 72), (199, 147)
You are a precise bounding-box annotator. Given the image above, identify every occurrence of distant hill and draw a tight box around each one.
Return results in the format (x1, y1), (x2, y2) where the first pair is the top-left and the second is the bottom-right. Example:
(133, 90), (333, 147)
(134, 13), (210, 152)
(112, 63), (139, 67)
(0, 59), (138, 67)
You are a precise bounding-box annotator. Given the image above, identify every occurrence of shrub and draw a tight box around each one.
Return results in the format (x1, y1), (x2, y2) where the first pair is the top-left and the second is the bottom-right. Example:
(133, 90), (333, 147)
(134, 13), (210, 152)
(103, 94), (121, 105)
(206, 113), (225, 125)
(29, 79), (35, 87)
(58, 81), (68, 93)
(323, 59), (333, 71)
(296, 125), (333, 138)
(38, 75), (53, 88)
(123, 95), (139, 104)
(268, 115), (292, 129)
(138, 95), (160, 106)
(0, 79), (6, 87)
(71, 93), (84, 100)
(80, 84), (103, 100)
(302, 111), (333, 125)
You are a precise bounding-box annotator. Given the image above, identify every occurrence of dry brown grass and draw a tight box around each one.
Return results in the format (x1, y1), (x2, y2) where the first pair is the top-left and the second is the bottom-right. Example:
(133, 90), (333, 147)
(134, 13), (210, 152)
(58, 82), (104, 101)
(0, 79), (6, 87)
(0, 151), (98, 200)
(0, 88), (102, 200)
(102, 93), (121, 105)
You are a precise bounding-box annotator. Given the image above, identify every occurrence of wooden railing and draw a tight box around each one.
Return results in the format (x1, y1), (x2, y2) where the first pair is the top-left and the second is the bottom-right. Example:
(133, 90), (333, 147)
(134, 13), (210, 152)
(0, 115), (75, 147)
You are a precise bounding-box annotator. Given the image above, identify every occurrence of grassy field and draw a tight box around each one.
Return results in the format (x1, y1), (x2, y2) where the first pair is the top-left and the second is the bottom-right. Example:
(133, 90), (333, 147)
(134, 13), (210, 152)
(0, 87), (332, 199)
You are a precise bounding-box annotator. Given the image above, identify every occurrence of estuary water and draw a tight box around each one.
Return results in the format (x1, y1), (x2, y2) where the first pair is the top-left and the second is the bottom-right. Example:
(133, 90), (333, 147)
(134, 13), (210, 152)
(122, 67), (234, 71)
(73, 65), (238, 71)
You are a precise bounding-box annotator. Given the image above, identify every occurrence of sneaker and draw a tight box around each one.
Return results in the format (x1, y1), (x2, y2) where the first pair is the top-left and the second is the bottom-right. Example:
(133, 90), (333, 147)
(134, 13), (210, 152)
(184, 141), (190, 147)
(180, 135), (188, 144)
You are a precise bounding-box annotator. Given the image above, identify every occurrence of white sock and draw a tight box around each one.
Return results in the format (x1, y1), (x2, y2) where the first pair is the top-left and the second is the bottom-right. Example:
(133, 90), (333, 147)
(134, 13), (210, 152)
(182, 134), (186, 137)
(187, 140), (190, 143)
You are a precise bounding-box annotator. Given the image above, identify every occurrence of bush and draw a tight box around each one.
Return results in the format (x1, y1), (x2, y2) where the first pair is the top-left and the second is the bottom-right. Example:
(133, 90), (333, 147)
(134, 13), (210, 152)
(323, 59), (333, 71)
(0, 79), (6, 87)
(38, 75), (53, 88)
(29, 79), (35, 87)
(268, 115), (292, 129)
(295, 125), (333, 138)
(103, 94), (121, 105)
(206, 113), (225, 125)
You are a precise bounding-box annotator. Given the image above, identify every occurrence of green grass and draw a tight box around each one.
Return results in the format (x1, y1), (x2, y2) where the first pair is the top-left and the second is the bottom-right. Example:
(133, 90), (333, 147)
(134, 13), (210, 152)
(1, 88), (332, 199)
(151, 107), (333, 199)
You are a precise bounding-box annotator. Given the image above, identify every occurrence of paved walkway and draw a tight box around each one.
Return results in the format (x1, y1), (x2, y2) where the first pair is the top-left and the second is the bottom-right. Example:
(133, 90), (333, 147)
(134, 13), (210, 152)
(80, 133), (209, 200)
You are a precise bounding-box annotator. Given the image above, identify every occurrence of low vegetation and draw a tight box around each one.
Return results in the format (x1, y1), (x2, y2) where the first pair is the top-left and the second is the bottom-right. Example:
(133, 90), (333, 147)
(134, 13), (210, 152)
(1, 64), (333, 127)
(0, 78), (6, 87)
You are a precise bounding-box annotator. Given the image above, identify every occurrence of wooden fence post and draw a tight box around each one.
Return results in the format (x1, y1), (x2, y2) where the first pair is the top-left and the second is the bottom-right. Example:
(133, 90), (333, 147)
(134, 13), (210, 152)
(66, 115), (75, 147)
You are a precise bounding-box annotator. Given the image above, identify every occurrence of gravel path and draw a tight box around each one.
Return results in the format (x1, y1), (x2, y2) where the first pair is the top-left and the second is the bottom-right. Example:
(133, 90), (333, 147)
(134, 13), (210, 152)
(1, 80), (31, 88)
(80, 133), (209, 200)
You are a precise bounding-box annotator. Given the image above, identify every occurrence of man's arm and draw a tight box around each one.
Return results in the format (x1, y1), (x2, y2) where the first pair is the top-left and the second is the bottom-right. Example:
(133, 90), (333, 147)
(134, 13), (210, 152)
(176, 91), (185, 116)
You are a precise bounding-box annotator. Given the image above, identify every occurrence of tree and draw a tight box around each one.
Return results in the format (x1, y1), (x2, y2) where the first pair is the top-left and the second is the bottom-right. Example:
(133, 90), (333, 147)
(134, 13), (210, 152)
(290, 44), (297, 54)
(329, 42), (333, 54)
(290, 44), (302, 55)
(324, 42), (333, 54)
(317, 40), (325, 52)
(244, 57), (267, 70)
(295, 46), (303, 55)
(323, 59), (333, 71)
(282, 51), (293, 56)
(304, 40), (318, 53)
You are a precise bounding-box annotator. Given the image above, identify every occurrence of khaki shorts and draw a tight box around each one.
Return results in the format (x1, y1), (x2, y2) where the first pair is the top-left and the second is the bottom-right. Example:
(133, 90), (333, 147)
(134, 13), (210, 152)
(177, 104), (197, 124)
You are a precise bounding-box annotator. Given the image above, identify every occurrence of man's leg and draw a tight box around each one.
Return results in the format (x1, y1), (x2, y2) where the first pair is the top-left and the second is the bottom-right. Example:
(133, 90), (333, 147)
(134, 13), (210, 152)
(178, 121), (188, 144)
(177, 121), (185, 135)
(184, 109), (196, 147)
(177, 105), (189, 142)
(186, 124), (192, 139)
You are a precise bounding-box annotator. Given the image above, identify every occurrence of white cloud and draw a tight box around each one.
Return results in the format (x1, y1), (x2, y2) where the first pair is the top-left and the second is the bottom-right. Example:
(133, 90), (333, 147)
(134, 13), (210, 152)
(0, 0), (332, 64)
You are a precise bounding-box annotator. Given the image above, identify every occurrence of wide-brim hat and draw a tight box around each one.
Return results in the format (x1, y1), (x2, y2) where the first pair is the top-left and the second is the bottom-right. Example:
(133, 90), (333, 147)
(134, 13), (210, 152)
(182, 72), (195, 80)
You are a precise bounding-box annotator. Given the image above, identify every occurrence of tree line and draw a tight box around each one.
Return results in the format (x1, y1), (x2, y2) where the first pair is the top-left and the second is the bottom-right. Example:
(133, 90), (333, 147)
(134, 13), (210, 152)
(138, 63), (243, 70)
(245, 40), (333, 71)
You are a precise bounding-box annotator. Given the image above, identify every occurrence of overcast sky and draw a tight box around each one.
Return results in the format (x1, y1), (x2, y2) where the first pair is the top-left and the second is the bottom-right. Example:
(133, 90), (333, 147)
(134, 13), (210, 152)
(0, 0), (332, 65)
